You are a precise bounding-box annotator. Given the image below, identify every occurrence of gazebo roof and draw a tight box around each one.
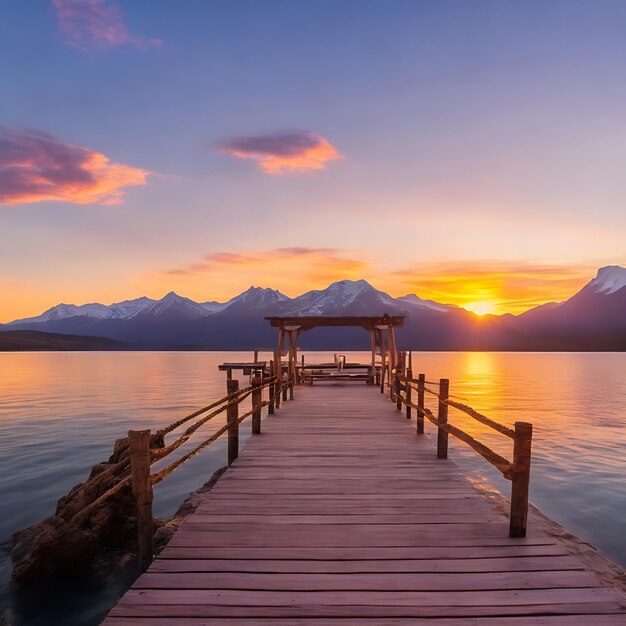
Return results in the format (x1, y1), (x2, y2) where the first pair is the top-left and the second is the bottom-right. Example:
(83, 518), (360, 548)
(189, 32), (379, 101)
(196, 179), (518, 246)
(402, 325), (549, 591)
(265, 314), (405, 331)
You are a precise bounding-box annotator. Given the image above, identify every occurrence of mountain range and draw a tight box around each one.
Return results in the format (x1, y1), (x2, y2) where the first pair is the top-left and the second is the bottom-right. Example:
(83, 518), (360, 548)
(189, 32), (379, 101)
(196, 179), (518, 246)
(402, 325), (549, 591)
(2, 266), (625, 350)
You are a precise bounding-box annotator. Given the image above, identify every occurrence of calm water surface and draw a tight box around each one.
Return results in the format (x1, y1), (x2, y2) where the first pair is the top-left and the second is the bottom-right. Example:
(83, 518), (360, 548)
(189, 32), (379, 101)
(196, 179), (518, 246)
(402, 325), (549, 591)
(0, 351), (625, 624)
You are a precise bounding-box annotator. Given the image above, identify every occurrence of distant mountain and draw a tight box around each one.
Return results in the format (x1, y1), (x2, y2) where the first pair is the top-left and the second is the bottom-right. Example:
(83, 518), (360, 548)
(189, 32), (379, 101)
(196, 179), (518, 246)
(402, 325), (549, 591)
(0, 330), (130, 351)
(5, 268), (625, 350)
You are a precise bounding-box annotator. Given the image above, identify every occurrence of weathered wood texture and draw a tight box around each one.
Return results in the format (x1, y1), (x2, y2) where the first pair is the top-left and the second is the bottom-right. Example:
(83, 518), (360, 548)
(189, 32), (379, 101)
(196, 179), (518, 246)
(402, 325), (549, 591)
(105, 385), (626, 624)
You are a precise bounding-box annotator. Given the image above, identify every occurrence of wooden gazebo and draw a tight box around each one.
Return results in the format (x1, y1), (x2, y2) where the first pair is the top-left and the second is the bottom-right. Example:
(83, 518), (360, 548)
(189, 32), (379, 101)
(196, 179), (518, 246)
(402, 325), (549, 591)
(265, 314), (405, 385)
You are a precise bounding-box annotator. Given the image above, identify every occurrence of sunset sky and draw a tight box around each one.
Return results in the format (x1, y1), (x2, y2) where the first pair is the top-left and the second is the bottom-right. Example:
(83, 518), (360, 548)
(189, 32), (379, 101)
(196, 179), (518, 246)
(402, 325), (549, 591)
(1, 0), (625, 321)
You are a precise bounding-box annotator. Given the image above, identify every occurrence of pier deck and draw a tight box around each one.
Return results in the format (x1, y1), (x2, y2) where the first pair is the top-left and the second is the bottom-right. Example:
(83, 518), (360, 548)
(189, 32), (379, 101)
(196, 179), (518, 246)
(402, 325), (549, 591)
(105, 384), (626, 624)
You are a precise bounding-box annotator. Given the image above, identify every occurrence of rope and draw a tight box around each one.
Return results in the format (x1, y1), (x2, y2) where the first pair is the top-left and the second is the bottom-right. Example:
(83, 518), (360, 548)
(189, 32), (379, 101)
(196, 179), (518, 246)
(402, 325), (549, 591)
(444, 399), (515, 439)
(150, 401), (268, 485)
(157, 378), (275, 436)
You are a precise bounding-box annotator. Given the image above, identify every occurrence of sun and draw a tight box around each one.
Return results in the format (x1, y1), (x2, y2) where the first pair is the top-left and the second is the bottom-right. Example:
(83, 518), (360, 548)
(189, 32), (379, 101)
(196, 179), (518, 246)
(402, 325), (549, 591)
(465, 301), (497, 316)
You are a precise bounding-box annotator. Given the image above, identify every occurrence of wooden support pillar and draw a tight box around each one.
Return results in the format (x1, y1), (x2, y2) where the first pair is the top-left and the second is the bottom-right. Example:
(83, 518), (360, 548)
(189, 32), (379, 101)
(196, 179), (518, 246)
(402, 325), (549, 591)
(369, 329), (376, 385)
(288, 329), (297, 392)
(405, 367), (412, 419)
(416, 373), (425, 434)
(268, 360), (275, 414)
(388, 326), (397, 400)
(377, 328), (385, 393)
(509, 422), (533, 538)
(128, 429), (154, 573)
(252, 375), (262, 434)
(437, 379), (449, 459)
(287, 330), (294, 388)
(274, 351), (281, 410)
(227, 379), (239, 465)
(395, 351), (405, 410)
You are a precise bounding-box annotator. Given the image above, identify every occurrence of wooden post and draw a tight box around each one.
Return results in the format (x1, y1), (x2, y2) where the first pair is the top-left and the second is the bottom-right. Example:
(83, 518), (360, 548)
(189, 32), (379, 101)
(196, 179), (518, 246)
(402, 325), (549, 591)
(437, 379), (449, 459)
(377, 329), (385, 393)
(282, 377), (288, 402)
(395, 352), (404, 410)
(268, 360), (275, 414)
(405, 367), (412, 419)
(395, 372), (402, 410)
(252, 375), (262, 434)
(301, 354), (304, 385)
(289, 379), (294, 401)
(388, 326), (397, 400)
(227, 379), (239, 465)
(417, 373), (425, 434)
(128, 429), (153, 572)
(370, 330), (376, 385)
(274, 350), (281, 410)
(509, 421), (533, 538)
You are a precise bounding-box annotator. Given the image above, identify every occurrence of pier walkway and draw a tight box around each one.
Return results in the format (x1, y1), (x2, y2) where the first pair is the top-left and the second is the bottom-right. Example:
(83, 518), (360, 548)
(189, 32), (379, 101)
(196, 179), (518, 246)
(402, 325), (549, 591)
(105, 384), (626, 624)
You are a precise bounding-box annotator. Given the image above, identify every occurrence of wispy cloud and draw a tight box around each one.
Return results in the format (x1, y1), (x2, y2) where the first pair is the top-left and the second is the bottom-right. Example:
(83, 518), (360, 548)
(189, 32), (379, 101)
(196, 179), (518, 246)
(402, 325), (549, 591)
(161, 247), (367, 297)
(217, 131), (341, 175)
(0, 127), (150, 206)
(52, 0), (161, 51)
(390, 261), (594, 314)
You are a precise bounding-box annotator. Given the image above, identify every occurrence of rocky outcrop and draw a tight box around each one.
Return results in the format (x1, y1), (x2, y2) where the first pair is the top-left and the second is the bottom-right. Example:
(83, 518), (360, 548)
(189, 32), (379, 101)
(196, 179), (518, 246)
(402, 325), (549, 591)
(11, 434), (164, 583)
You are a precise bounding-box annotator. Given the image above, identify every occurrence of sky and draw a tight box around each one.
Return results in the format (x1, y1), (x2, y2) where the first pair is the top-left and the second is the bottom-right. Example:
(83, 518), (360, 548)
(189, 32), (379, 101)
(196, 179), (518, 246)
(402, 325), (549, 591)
(1, 0), (625, 321)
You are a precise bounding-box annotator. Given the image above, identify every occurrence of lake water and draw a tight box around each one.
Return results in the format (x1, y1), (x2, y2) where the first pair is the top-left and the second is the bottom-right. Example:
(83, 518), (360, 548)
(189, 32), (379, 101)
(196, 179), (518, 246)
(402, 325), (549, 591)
(1, 351), (625, 624)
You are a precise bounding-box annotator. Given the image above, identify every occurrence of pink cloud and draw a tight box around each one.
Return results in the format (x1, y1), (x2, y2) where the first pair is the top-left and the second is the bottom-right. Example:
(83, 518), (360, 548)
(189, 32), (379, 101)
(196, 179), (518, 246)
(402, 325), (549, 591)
(218, 131), (341, 175)
(0, 127), (150, 206)
(52, 0), (161, 51)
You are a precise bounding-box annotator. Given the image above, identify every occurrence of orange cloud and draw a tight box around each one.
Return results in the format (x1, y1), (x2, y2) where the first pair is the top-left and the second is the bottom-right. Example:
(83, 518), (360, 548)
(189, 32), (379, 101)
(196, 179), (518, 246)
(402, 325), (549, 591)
(0, 127), (150, 205)
(389, 261), (595, 315)
(218, 131), (341, 174)
(160, 247), (368, 299)
(52, 0), (161, 51)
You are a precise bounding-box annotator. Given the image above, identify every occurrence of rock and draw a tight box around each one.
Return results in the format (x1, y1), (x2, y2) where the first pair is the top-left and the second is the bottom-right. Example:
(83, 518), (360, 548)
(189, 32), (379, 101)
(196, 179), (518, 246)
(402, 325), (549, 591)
(11, 435), (164, 583)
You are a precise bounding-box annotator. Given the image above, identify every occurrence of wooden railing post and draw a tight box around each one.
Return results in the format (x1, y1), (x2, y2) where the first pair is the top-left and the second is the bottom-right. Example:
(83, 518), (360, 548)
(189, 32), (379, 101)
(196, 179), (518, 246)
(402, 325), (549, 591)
(128, 429), (153, 573)
(275, 357), (281, 409)
(416, 373), (425, 434)
(509, 421), (533, 538)
(289, 378), (295, 401)
(268, 360), (275, 414)
(405, 368), (412, 419)
(227, 379), (239, 465)
(395, 373), (402, 410)
(252, 375), (262, 434)
(282, 377), (288, 402)
(437, 379), (449, 459)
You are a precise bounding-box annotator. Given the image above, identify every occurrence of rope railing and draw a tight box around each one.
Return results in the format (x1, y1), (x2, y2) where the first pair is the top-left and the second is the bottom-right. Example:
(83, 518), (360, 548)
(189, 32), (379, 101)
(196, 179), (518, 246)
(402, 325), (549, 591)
(68, 362), (294, 572)
(393, 356), (533, 539)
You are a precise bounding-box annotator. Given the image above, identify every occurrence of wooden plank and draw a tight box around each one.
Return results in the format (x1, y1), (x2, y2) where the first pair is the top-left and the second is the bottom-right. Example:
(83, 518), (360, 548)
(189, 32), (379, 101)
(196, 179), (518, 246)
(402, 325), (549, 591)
(149, 555), (584, 573)
(158, 544), (571, 560)
(110, 586), (617, 607)
(133, 570), (599, 591)
(104, 616), (626, 626)
(107, 601), (625, 619)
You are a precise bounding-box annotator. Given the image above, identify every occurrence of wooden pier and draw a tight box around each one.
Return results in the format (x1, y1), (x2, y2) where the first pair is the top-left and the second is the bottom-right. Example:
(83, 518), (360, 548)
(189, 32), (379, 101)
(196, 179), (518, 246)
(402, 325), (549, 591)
(105, 383), (626, 624)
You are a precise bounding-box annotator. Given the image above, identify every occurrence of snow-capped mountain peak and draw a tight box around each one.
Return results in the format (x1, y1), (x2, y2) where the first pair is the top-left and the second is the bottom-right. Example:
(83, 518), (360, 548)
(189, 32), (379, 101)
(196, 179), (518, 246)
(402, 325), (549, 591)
(134, 292), (209, 319)
(589, 265), (626, 295)
(228, 286), (290, 306)
(286, 279), (399, 315)
(397, 293), (456, 313)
